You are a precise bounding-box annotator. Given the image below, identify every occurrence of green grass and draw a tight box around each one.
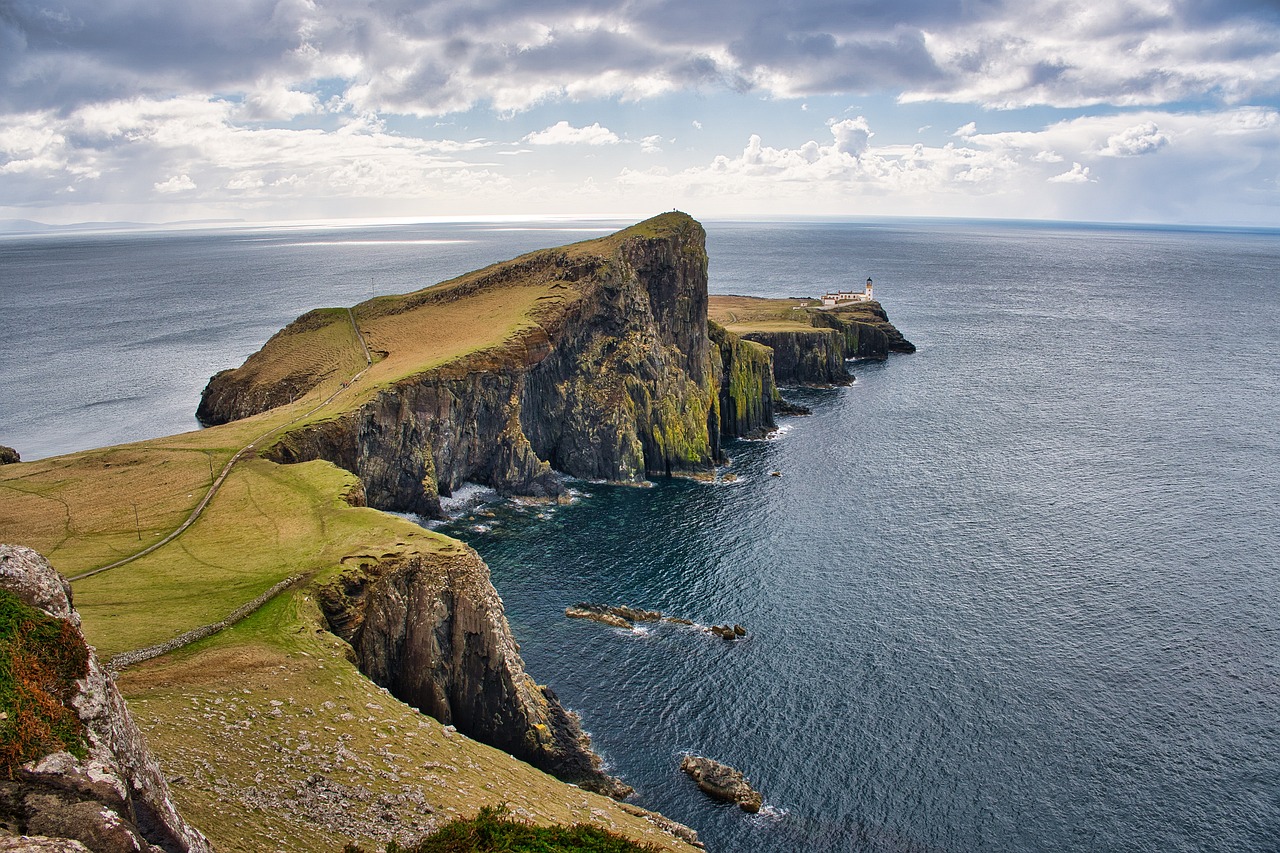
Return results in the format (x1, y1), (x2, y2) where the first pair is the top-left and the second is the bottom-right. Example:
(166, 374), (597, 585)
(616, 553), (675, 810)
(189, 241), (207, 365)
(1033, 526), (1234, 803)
(343, 805), (666, 853)
(0, 588), (90, 773)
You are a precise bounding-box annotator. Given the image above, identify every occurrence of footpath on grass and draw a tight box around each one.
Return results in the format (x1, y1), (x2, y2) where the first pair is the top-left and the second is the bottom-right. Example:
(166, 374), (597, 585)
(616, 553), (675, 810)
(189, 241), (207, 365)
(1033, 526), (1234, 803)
(69, 310), (374, 584)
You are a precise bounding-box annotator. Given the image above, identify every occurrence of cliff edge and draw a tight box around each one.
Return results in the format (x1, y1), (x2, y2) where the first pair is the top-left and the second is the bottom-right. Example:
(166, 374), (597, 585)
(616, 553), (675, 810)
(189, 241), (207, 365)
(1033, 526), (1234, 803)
(317, 548), (631, 798)
(0, 544), (211, 853)
(199, 213), (777, 517)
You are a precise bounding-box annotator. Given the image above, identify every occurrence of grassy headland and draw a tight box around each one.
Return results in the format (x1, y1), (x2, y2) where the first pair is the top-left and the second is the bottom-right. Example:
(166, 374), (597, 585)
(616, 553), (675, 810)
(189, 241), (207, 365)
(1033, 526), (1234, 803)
(0, 216), (708, 851)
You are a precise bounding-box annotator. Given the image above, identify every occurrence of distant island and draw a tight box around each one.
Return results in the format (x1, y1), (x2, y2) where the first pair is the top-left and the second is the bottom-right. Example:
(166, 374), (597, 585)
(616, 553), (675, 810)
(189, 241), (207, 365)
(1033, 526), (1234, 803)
(0, 213), (911, 851)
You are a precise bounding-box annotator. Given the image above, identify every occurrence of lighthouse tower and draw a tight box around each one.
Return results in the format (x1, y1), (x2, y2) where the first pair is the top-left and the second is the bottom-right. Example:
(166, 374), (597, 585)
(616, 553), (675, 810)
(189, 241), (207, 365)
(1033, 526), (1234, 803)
(865, 277), (874, 300)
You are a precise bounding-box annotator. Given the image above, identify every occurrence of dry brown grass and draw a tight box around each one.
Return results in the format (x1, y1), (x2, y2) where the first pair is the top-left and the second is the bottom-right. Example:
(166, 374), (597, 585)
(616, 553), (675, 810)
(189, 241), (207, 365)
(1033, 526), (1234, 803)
(708, 294), (821, 333)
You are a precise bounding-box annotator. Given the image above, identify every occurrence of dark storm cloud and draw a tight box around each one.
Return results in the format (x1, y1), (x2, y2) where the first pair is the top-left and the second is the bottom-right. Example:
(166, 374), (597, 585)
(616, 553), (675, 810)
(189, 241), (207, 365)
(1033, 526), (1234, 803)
(0, 0), (304, 111)
(1, 0), (1278, 115)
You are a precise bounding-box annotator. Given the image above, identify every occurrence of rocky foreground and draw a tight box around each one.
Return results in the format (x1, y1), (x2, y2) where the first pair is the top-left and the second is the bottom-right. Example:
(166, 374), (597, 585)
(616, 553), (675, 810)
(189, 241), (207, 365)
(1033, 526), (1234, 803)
(0, 544), (210, 852)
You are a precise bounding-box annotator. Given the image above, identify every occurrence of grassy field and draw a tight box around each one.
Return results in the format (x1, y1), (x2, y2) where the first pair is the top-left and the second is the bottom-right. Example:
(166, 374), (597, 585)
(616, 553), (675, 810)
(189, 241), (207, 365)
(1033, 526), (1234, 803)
(0, 215), (705, 852)
(707, 294), (827, 334)
(118, 586), (694, 852)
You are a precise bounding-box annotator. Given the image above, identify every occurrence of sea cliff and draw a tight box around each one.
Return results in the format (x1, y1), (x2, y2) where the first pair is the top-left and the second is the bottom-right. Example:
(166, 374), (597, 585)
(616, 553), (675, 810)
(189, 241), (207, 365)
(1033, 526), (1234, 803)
(201, 214), (781, 517)
(708, 294), (915, 385)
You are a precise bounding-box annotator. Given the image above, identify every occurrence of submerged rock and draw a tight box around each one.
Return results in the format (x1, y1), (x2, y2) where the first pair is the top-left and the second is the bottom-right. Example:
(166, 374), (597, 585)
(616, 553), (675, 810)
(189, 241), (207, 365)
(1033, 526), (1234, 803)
(679, 755), (763, 813)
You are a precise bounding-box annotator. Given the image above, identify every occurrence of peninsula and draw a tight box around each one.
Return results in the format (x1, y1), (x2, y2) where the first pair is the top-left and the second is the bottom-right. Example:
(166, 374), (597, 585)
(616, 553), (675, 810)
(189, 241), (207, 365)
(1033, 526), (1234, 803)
(0, 213), (911, 852)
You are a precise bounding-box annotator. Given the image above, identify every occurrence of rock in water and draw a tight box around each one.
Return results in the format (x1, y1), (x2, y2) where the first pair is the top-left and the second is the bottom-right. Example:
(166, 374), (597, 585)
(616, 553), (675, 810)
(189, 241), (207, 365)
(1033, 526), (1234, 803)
(679, 755), (764, 813)
(565, 603), (664, 630)
(0, 544), (212, 853)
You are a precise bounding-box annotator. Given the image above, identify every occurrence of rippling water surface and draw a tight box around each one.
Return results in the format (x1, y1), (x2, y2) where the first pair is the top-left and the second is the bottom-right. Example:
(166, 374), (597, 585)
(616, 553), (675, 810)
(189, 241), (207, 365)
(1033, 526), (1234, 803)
(3, 218), (1278, 852)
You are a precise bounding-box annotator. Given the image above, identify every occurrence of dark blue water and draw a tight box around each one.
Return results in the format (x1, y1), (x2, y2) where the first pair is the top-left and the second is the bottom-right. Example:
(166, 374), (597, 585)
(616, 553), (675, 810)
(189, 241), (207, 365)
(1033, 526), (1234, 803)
(3, 219), (1278, 852)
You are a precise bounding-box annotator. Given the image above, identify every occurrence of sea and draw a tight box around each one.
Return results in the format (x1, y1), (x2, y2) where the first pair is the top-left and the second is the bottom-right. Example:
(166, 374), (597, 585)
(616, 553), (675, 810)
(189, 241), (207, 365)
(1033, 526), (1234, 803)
(2, 218), (1278, 853)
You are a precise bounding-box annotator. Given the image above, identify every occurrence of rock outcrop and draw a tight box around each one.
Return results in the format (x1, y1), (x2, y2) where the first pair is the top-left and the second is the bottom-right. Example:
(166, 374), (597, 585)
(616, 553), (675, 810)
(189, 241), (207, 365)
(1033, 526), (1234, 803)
(0, 545), (211, 853)
(679, 755), (763, 813)
(201, 214), (779, 518)
(0, 448), (18, 466)
(565, 604), (663, 630)
(711, 295), (915, 386)
(317, 549), (632, 799)
(739, 328), (851, 386)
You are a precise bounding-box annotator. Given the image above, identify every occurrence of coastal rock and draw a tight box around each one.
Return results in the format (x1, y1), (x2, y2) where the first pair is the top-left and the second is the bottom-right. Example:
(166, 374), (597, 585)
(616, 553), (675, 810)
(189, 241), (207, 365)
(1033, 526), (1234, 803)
(0, 545), (212, 853)
(317, 549), (632, 799)
(565, 603), (663, 630)
(616, 803), (703, 849)
(0, 447), (18, 465)
(709, 624), (746, 640)
(739, 327), (851, 386)
(679, 755), (763, 813)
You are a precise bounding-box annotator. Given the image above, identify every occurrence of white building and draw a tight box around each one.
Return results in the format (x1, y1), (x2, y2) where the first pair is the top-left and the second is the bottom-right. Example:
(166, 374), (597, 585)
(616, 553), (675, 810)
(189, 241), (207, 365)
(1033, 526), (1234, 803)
(821, 278), (874, 307)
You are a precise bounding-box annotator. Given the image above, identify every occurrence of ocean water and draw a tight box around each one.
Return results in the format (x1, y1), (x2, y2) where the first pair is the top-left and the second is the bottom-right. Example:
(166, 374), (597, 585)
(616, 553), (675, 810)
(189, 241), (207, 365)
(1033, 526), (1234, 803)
(3, 219), (1279, 852)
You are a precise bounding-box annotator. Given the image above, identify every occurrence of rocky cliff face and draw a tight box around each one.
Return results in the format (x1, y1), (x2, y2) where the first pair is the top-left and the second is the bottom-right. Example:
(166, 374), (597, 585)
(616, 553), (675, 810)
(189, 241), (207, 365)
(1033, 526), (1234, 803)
(316, 548), (631, 799)
(236, 214), (775, 518)
(709, 322), (777, 439)
(738, 301), (915, 385)
(0, 545), (211, 853)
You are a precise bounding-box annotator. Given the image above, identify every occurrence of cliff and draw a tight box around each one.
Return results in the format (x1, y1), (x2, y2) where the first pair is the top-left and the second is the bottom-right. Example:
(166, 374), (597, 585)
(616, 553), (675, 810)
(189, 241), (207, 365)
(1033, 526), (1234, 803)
(0, 545), (211, 853)
(708, 294), (914, 385)
(317, 549), (630, 798)
(201, 213), (776, 518)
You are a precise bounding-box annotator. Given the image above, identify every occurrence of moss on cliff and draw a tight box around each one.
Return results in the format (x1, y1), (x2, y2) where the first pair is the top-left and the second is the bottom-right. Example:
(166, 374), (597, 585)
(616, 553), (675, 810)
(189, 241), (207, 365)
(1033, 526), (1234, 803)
(0, 589), (90, 771)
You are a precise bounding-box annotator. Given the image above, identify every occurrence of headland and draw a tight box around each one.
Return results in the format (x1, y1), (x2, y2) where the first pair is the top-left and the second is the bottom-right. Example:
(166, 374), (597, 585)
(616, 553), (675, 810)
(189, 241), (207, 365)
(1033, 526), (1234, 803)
(0, 213), (911, 851)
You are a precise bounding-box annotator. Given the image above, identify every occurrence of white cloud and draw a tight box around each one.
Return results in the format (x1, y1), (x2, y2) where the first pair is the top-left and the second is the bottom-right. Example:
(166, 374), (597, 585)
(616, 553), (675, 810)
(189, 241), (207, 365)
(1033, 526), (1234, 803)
(1048, 162), (1095, 183)
(1033, 150), (1064, 163)
(240, 85), (322, 121)
(640, 134), (663, 154)
(830, 117), (872, 156)
(692, 120), (703, 130)
(1100, 121), (1170, 156)
(154, 174), (196, 193)
(522, 121), (619, 145)
(953, 121), (977, 138)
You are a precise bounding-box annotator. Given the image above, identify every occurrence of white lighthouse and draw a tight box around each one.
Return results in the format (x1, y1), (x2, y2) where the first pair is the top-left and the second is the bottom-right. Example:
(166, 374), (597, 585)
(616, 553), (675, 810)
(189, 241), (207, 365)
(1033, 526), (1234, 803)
(820, 276), (876, 308)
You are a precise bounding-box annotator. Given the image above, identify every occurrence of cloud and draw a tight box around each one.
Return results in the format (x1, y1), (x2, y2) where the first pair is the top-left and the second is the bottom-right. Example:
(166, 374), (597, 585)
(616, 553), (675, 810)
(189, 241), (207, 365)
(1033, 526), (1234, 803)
(0, 95), (513, 217)
(1100, 122), (1170, 156)
(522, 121), (620, 145)
(1, 0), (1275, 123)
(610, 106), (1280, 223)
(953, 122), (977, 138)
(640, 135), (663, 154)
(1048, 162), (1095, 183)
(830, 117), (872, 156)
(154, 174), (196, 193)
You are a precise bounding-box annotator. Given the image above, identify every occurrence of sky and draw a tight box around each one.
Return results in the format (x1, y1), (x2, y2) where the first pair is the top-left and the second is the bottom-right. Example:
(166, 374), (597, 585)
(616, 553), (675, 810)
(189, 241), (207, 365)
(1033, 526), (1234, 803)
(2, 0), (1279, 227)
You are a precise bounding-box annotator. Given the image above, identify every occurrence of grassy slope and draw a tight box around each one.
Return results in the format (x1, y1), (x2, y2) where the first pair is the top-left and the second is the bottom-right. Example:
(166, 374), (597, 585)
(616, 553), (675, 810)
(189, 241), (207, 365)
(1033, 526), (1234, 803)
(0, 215), (702, 852)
